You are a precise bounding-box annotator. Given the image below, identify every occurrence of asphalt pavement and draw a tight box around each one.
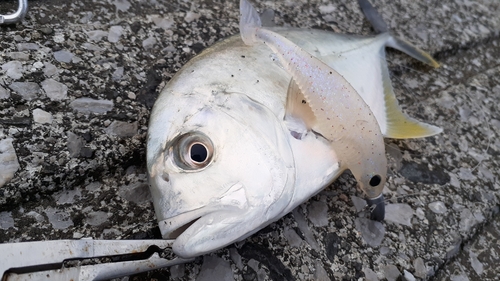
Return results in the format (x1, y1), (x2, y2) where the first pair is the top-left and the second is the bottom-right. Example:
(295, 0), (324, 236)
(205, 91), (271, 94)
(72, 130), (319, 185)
(0, 0), (499, 280)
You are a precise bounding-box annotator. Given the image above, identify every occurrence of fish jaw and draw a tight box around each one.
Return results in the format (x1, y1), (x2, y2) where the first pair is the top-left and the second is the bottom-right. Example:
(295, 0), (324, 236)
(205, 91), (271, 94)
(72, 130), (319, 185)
(171, 207), (265, 258)
(155, 182), (248, 239)
(147, 88), (296, 257)
(169, 182), (284, 258)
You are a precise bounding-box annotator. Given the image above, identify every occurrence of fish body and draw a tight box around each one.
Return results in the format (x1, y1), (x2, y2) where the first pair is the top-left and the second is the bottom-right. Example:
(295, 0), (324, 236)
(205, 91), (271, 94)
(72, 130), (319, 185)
(241, 0), (388, 211)
(147, 0), (440, 258)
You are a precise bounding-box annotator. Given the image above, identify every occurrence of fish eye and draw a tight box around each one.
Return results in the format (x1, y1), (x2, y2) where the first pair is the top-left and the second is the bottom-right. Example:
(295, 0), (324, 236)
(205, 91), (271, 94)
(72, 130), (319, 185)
(171, 132), (214, 170)
(369, 175), (382, 187)
(189, 142), (208, 163)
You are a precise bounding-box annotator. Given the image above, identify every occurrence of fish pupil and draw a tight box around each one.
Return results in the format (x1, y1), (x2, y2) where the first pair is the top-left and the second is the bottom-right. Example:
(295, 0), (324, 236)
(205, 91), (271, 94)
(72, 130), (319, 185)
(190, 143), (208, 163)
(369, 175), (381, 187)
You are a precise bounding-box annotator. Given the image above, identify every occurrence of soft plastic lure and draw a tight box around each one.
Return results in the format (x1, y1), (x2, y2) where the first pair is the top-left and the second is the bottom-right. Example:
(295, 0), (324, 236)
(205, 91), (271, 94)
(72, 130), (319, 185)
(240, 0), (388, 217)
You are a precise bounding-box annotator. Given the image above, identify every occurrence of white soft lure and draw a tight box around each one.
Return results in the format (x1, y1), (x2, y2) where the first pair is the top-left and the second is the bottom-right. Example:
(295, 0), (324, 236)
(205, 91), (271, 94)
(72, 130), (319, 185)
(147, 0), (442, 258)
(240, 0), (387, 215)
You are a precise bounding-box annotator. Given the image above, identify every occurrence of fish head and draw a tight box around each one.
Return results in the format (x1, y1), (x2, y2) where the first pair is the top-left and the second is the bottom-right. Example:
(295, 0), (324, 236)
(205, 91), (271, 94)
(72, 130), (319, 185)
(147, 85), (296, 258)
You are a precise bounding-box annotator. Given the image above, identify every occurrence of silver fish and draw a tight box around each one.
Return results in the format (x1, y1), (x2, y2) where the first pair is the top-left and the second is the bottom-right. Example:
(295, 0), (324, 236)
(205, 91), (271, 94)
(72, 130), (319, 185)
(147, 0), (441, 258)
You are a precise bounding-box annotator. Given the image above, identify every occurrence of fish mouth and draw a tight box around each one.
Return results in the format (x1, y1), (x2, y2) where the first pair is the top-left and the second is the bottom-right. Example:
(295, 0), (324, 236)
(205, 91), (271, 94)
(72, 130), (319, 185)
(158, 183), (249, 240)
(165, 218), (200, 239)
(159, 208), (214, 239)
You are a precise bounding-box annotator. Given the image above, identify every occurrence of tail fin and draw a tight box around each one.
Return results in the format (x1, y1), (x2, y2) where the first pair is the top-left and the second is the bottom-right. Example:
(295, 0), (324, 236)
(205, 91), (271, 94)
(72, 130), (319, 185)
(356, 0), (442, 137)
(358, 0), (440, 68)
(386, 37), (440, 68)
(381, 61), (443, 138)
(357, 0), (388, 33)
(239, 0), (262, 45)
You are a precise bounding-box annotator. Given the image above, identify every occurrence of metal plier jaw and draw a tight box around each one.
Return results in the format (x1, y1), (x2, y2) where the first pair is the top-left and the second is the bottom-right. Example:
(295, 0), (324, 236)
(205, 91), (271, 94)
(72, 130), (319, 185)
(0, 238), (193, 281)
(0, 0), (28, 24)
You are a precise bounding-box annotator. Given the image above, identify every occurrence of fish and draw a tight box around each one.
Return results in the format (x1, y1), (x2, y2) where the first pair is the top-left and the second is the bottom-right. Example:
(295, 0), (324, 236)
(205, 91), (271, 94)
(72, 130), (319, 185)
(146, 0), (442, 258)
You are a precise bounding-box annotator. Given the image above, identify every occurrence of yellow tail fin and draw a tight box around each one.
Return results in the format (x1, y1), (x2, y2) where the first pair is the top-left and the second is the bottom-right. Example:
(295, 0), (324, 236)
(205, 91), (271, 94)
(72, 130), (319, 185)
(381, 57), (442, 139)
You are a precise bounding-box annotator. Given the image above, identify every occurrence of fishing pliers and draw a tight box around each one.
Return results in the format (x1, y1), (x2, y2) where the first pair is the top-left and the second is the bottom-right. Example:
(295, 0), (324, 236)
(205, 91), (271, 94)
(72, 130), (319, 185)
(0, 239), (193, 280)
(0, 0), (28, 24)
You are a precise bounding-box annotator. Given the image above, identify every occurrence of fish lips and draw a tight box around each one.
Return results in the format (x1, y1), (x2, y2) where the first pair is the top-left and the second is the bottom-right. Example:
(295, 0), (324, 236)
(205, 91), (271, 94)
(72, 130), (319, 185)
(159, 207), (212, 240)
(159, 183), (256, 258)
(160, 207), (251, 258)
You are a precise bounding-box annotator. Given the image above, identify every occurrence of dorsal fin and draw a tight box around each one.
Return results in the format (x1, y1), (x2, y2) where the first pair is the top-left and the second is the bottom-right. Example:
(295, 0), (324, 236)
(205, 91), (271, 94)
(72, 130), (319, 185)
(285, 78), (316, 130)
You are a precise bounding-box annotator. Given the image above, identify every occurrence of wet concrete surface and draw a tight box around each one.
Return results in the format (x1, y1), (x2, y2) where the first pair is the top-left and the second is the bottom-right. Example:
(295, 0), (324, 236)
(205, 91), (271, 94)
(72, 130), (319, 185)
(0, 0), (499, 280)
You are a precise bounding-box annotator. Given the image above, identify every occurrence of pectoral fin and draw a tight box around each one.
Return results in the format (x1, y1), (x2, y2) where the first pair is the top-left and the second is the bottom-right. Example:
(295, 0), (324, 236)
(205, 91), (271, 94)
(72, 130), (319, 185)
(285, 78), (316, 130)
(381, 57), (443, 138)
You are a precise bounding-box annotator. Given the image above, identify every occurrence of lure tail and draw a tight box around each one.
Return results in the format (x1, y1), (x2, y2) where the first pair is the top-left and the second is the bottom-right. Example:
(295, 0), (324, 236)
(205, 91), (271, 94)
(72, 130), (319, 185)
(239, 0), (262, 45)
